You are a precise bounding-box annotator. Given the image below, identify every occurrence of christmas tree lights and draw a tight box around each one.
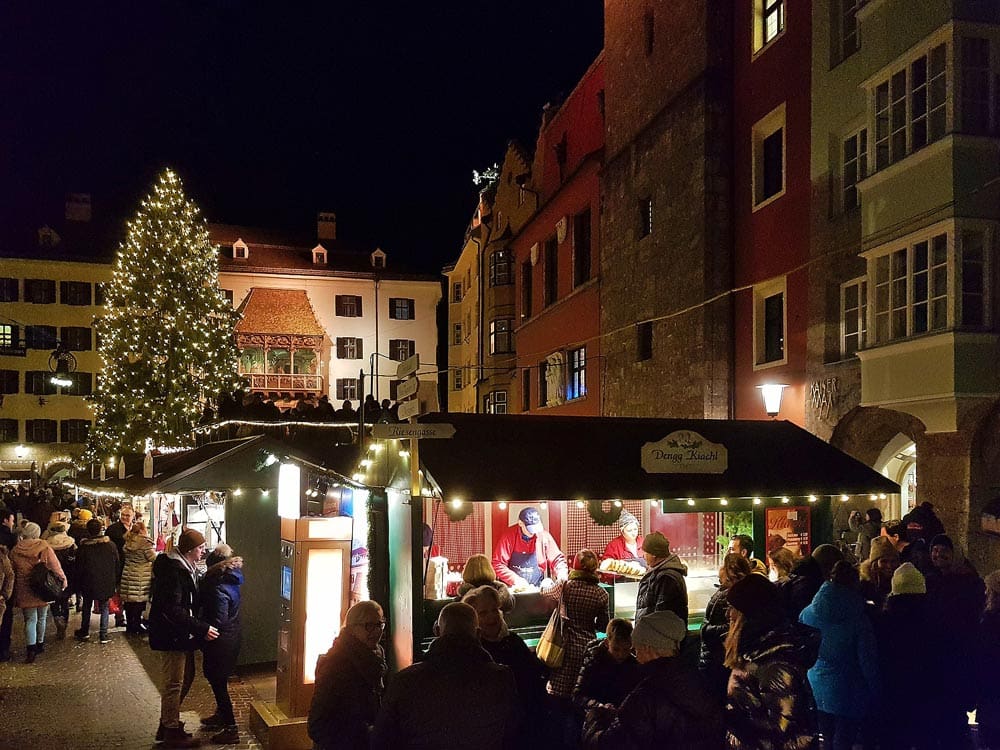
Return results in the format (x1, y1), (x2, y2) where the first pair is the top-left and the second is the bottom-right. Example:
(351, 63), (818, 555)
(86, 169), (242, 460)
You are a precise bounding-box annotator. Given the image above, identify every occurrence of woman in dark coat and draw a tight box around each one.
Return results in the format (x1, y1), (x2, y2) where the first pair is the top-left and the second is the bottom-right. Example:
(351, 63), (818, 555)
(198, 544), (244, 745)
(699, 553), (752, 703)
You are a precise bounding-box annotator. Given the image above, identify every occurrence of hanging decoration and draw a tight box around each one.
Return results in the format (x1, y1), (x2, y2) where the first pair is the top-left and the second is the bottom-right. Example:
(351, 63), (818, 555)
(587, 500), (623, 527)
(444, 499), (474, 523)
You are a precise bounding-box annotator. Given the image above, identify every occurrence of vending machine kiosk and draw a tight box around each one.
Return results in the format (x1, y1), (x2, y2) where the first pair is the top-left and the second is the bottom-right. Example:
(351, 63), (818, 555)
(276, 514), (353, 718)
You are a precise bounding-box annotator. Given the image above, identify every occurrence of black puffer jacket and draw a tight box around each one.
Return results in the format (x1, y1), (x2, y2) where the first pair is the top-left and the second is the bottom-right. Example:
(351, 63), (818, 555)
(777, 556), (824, 620)
(309, 630), (386, 749)
(584, 656), (724, 750)
(635, 554), (688, 623)
(75, 535), (119, 600)
(148, 552), (210, 651)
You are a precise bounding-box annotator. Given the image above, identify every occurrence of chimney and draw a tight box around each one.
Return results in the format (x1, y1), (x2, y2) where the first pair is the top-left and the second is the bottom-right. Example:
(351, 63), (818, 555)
(317, 211), (337, 241)
(66, 193), (92, 222)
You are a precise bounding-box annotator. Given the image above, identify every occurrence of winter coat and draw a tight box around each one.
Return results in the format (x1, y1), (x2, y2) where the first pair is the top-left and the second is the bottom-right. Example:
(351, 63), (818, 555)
(68, 519), (89, 546)
(75, 535), (120, 600)
(699, 584), (733, 703)
(634, 554), (688, 623)
(11, 537), (66, 609)
(455, 579), (514, 612)
(308, 630), (386, 750)
(777, 555), (824, 620)
(926, 564), (984, 712)
(541, 573), (611, 696)
(0, 525), (17, 551)
(480, 631), (547, 730)
(799, 581), (880, 719)
(977, 609), (1000, 732)
(573, 638), (642, 711)
(849, 516), (881, 561)
(0, 547), (14, 621)
(104, 520), (129, 579)
(725, 620), (820, 750)
(120, 532), (156, 603)
(199, 556), (244, 682)
(372, 633), (519, 750)
(583, 656), (724, 750)
(148, 551), (210, 652)
(46, 530), (77, 594)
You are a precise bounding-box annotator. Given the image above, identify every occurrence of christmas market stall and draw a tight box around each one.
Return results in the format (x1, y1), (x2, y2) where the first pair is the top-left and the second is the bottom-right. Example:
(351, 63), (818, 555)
(354, 412), (899, 668)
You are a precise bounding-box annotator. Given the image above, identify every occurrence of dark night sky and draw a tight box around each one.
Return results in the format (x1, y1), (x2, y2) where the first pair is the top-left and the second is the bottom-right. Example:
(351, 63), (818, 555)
(1, 2), (604, 272)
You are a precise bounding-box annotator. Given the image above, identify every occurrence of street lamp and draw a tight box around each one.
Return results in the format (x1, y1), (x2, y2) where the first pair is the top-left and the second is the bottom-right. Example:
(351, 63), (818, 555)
(757, 383), (788, 418)
(49, 343), (76, 388)
(15, 444), (26, 459)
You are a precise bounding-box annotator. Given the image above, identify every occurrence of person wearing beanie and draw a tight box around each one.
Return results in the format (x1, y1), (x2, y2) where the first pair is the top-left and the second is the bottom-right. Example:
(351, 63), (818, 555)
(859, 536), (900, 610)
(74, 518), (120, 644)
(583, 610), (724, 750)
(44, 520), (77, 639)
(601, 510), (646, 570)
(724, 573), (820, 750)
(69, 508), (92, 546)
(635, 531), (689, 623)
(875, 562), (936, 749)
(10, 521), (66, 663)
(148, 527), (217, 748)
(978, 570), (1000, 749)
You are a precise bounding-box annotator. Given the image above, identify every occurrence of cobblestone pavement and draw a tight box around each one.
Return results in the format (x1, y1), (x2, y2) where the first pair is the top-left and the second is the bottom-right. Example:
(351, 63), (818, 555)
(0, 606), (271, 749)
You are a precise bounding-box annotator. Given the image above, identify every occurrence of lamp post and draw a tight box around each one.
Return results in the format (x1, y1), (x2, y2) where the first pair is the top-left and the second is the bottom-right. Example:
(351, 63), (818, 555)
(756, 383), (788, 418)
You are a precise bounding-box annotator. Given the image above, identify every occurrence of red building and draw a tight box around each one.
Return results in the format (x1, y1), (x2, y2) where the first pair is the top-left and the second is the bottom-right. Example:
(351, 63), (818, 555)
(732, 1), (812, 425)
(512, 54), (604, 415)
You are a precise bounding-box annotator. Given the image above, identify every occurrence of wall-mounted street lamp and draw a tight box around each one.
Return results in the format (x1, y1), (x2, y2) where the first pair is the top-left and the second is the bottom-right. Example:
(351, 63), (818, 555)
(756, 383), (788, 418)
(49, 343), (76, 388)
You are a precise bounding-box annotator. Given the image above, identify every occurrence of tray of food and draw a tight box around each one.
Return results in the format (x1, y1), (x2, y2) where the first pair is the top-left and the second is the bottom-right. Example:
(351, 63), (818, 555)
(599, 558), (645, 579)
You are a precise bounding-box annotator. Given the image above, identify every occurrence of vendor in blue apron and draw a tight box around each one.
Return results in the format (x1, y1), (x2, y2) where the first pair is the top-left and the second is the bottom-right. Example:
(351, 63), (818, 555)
(491, 507), (568, 589)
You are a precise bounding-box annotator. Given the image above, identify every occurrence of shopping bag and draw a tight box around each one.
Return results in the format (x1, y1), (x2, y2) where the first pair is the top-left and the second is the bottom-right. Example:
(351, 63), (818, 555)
(94, 593), (123, 615)
(536, 598), (565, 669)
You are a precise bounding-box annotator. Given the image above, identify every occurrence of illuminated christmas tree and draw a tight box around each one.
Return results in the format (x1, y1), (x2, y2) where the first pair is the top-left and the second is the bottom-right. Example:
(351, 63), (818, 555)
(87, 169), (241, 459)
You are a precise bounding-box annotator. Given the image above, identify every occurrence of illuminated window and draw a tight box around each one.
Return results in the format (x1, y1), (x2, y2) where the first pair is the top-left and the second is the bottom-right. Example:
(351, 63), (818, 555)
(489, 319), (513, 355)
(0, 325), (15, 348)
(753, 0), (785, 53)
(841, 277), (868, 357)
(567, 347), (586, 400)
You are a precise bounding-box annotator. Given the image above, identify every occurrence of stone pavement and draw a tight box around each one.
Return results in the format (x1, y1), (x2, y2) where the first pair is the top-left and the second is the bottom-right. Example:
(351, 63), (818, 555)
(0, 605), (273, 749)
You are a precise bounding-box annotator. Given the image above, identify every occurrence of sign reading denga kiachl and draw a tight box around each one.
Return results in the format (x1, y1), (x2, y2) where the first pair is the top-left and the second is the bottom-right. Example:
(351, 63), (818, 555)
(641, 431), (728, 474)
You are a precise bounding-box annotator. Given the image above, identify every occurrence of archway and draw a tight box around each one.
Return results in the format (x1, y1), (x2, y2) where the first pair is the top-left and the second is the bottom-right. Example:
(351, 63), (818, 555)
(873, 435), (917, 521)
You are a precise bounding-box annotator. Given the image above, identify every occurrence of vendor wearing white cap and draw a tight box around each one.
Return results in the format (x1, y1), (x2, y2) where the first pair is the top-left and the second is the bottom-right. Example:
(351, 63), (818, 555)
(601, 510), (646, 569)
(491, 507), (568, 589)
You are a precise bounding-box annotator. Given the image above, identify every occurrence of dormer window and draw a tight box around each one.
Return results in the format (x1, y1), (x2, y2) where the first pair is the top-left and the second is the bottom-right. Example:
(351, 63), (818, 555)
(312, 245), (327, 265)
(370, 248), (386, 270)
(233, 239), (249, 260)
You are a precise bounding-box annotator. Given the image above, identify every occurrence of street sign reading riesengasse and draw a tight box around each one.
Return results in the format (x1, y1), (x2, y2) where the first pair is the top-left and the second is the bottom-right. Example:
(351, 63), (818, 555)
(372, 423), (455, 440)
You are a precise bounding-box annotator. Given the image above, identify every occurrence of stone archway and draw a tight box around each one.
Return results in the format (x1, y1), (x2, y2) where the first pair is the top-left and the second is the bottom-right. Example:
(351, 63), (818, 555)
(43, 461), (77, 482)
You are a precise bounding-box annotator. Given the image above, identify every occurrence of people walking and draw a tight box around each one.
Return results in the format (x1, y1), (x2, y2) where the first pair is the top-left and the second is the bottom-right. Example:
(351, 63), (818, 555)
(198, 544), (244, 745)
(44, 519), (76, 640)
(105, 504), (135, 629)
(120, 520), (156, 634)
(74, 518), (120, 644)
(10, 521), (66, 663)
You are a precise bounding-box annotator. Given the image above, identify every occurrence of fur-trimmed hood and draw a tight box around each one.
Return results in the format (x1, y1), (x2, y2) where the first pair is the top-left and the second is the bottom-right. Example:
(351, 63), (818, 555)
(45, 530), (76, 551)
(204, 555), (243, 581)
(80, 535), (112, 547)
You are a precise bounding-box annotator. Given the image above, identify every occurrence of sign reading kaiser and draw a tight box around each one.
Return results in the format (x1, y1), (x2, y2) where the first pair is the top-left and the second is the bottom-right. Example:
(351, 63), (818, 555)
(641, 430), (728, 474)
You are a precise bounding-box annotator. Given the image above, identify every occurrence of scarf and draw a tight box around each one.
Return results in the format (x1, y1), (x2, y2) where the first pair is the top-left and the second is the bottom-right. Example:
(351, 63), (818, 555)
(168, 549), (197, 582)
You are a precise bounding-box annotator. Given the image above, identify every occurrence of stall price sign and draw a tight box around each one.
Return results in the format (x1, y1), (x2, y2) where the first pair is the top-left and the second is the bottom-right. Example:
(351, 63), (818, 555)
(396, 375), (419, 401)
(372, 423), (455, 439)
(396, 353), (419, 379)
(397, 398), (423, 421)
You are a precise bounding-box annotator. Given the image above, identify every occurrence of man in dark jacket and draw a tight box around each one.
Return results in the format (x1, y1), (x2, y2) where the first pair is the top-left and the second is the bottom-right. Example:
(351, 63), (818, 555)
(198, 545), (244, 745)
(104, 505), (134, 628)
(583, 610), (724, 749)
(372, 602), (519, 750)
(309, 600), (388, 750)
(149, 528), (218, 748)
(778, 544), (844, 620)
(74, 519), (120, 644)
(634, 532), (688, 623)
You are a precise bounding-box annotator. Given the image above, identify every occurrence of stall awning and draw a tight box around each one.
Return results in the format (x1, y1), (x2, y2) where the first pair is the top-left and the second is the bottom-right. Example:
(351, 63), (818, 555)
(407, 413), (899, 501)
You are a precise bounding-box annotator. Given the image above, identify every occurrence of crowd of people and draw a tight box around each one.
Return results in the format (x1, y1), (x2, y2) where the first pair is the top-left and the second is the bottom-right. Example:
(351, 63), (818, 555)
(202, 390), (405, 425)
(0, 490), (246, 748)
(308, 500), (1000, 750)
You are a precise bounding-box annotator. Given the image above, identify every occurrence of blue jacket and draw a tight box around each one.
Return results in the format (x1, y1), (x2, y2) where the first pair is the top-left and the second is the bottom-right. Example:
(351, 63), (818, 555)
(799, 581), (879, 718)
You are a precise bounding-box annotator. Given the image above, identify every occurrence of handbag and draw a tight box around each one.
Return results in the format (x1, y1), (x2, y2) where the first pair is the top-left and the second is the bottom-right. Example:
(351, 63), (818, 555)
(536, 590), (565, 669)
(28, 554), (62, 603)
(94, 593), (122, 615)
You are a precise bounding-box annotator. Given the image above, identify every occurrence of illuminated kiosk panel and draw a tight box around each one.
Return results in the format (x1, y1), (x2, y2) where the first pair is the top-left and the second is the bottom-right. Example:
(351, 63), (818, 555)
(303, 546), (343, 684)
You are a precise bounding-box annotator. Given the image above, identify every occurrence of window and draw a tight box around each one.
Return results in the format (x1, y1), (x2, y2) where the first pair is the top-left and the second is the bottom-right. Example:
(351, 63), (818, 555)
(233, 240), (248, 260)
(573, 210), (592, 287)
(60, 281), (92, 306)
(26, 371), (57, 395)
(486, 391), (508, 414)
(522, 369), (531, 411)
(452, 323), (462, 346)
(0, 324), (17, 349)
(0, 278), (18, 302)
(754, 279), (786, 366)
(0, 370), (17, 394)
(636, 322), (653, 362)
(221, 289), (234, 305)
(24, 279), (56, 304)
(841, 277), (868, 357)
(61, 372), (93, 396)
(453, 367), (463, 391)
(336, 378), (359, 401)
(843, 128), (868, 212)
(871, 234), (949, 343)
(567, 346), (586, 400)
(538, 361), (548, 407)
(872, 43), (947, 172)
(61, 326), (92, 351)
(61, 419), (91, 443)
(389, 339), (415, 361)
(961, 231), (986, 327)
(489, 250), (513, 287)
(520, 260), (533, 319)
(389, 298), (415, 320)
(26, 419), (57, 443)
(638, 197), (653, 238)
(489, 319), (513, 355)
(962, 37), (991, 135)
(25, 325), (57, 350)
(0, 419), (17, 442)
(335, 295), (362, 317)
(753, 104), (785, 207)
(544, 238), (558, 306)
(839, 0), (862, 61)
(336, 337), (363, 359)
(754, 0), (785, 53)
(94, 283), (106, 306)
(452, 281), (463, 303)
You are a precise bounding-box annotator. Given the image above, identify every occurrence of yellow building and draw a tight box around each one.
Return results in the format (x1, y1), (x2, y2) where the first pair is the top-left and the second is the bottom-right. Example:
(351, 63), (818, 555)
(444, 221), (481, 413)
(0, 255), (111, 479)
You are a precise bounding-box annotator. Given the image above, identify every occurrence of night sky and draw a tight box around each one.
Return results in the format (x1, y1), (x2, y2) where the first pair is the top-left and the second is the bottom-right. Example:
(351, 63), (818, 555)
(2, 2), (604, 272)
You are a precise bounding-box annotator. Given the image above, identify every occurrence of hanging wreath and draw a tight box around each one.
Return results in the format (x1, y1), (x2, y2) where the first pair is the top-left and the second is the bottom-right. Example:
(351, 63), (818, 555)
(444, 499), (474, 523)
(587, 500), (623, 527)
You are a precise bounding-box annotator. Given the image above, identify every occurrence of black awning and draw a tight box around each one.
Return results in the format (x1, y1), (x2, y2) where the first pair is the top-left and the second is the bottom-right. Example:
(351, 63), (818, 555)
(408, 413), (899, 501)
